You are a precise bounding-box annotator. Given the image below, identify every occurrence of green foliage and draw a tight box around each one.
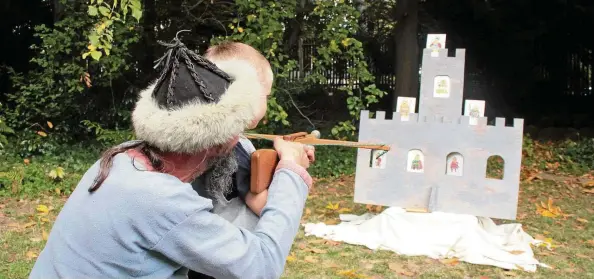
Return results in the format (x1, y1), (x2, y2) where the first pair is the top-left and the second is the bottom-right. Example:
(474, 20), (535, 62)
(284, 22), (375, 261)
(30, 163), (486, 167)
(557, 138), (594, 172)
(522, 134), (593, 175)
(0, 144), (100, 197)
(4, 3), (140, 155)
(308, 146), (357, 178)
(83, 0), (143, 61)
(214, 0), (386, 139)
(212, 0), (297, 132)
(81, 120), (135, 147)
(0, 102), (15, 149)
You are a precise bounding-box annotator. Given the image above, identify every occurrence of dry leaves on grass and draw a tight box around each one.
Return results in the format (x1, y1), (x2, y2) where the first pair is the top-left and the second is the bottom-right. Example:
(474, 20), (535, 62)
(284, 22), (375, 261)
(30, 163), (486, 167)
(365, 204), (383, 213)
(26, 250), (38, 261)
(286, 252), (297, 262)
(439, 257), (460, 266)
(581, 179), (594, 194)
(325, 202), (352, 213)
(336, 269), (368, 278)
(388, 262), (416, 277)
(36, 204), (50, 214)
(576, 217), (589, 223)
(303, 256), (318, 263)
(535, 197), (563, 218)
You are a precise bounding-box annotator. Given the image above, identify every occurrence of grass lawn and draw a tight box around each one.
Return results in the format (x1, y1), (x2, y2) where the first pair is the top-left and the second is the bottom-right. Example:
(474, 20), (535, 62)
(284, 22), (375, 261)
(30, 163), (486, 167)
(1, 171), (593, 278)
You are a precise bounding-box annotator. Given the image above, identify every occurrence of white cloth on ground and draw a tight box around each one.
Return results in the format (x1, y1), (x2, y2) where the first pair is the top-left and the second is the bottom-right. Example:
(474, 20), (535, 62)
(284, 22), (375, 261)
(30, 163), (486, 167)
(303, 207), (550, 272)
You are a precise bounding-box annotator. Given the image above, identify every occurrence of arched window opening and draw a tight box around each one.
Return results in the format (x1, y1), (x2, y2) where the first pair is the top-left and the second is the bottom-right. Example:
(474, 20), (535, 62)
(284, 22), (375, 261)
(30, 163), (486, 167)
(407, 149), (424, 173)
(446, 152), (463, 176)
(486, 155), (504, 180)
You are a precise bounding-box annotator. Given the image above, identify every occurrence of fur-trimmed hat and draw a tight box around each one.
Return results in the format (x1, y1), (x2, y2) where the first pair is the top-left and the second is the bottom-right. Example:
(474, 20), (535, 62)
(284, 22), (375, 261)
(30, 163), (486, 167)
(131, 34), (263, 154)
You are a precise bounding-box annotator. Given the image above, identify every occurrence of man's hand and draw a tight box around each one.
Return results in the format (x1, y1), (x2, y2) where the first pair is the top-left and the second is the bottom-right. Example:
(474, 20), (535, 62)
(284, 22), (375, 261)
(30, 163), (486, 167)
(273, 137), (314, 169)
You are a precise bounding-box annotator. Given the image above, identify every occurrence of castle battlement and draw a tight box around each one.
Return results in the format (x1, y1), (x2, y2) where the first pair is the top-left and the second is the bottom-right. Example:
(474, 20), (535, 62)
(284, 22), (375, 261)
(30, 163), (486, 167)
(353, 40), (525, 220)
(421, 48), (466, 60)
(360, 111), (524, 130)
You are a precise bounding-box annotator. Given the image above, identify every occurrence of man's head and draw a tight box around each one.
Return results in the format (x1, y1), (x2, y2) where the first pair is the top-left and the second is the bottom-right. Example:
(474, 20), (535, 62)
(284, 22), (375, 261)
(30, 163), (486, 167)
(128, 38), (272, 202)
(204, 42), (273, 129)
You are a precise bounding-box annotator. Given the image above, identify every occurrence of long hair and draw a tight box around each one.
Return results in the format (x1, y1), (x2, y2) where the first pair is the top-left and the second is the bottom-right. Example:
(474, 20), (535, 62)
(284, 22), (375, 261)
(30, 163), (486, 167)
(88, 141), (163, 192)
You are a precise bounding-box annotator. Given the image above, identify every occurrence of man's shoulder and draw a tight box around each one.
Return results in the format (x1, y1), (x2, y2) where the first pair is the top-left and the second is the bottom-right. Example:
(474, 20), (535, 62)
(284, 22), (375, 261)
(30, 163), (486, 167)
(238, 136), (256, 154)
(104, 154), (213, 213)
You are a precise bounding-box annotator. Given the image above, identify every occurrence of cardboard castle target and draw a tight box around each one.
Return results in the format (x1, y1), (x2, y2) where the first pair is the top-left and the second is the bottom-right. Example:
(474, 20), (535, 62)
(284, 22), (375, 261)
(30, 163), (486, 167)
(354, 37), (524, 220)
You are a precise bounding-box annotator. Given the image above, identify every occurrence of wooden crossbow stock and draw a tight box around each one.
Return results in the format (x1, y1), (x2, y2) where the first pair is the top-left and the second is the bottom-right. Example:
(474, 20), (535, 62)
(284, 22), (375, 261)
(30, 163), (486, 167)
(244, 131), (390, 194)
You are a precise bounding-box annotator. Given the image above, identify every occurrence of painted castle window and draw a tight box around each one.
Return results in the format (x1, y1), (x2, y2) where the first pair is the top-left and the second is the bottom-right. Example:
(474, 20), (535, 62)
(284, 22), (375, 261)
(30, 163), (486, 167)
(433, 76), (451, 98)
(406, 149), (424, 173)
(370, 150), (388, 169)
(446, 152), (463, 176)
(486, 155), (504, 180)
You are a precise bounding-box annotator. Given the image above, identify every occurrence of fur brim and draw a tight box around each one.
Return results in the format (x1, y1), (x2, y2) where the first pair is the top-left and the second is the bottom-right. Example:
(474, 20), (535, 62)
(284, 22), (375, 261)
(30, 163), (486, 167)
(131, 60), (263, 153)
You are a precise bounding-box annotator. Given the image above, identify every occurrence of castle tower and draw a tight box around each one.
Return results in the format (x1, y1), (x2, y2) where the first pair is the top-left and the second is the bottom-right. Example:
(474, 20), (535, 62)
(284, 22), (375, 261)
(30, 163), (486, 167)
(418, 48), (466, 119)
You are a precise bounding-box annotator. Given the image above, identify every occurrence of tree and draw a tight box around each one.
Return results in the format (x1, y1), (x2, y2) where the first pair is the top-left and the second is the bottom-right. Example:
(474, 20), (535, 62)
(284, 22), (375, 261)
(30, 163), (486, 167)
(392, 0), (419, 110)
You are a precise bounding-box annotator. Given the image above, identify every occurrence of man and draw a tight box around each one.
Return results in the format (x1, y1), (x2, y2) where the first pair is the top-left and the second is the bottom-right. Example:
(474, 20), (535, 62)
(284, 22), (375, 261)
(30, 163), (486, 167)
(29, 35), (314, 279)
(187, 41), (303, 279)
(190, 42), (276, 228)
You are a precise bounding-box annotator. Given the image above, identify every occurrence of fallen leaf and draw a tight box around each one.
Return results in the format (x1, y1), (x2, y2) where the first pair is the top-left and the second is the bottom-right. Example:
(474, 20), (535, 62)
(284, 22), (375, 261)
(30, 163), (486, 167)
(583, 188), (594, 194)
(36, 204), (49, 214)
(503, 271), (517, 277)
(535, 197), (563, 218)
(581, 180), (594, 188)
(47, 121), (54, 129)
(388, 262), (415, 276)
(576, 218), (589, 223)
(307, 247), (327, 254)
(586, 240), (594, 247)
(439, 258), (460, 266)
(304, 208), (311, 216)
(508, 250), (525, 255)
(336, 269), (367, 278)
(286, 255), (296, 262)
(37, 131), (47, 137)
(363, 263), (374, 269)
(325, 240), (341, 246)
(29, 237), (42, 242)
(25, 250), (38, 260)
(40, 217), (49, 223)
(297, 243), (306, 250)
(42, 230), (48, 241)
(326, 202), (339, 210)
(325, 219), (339, 225)
(55, 188), (61, 195)
(304, 256), (318, 263)
(23, 159), (30, 165)
(308, 239), (326, 244)
(576, 254), (589, 259)
(338, 207), (352, 213)
(22, 222), (36, 229)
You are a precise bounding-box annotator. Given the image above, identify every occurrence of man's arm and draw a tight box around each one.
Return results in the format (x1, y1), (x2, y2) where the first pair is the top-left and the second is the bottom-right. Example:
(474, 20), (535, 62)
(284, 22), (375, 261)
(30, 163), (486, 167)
(152, 162), (311, 279)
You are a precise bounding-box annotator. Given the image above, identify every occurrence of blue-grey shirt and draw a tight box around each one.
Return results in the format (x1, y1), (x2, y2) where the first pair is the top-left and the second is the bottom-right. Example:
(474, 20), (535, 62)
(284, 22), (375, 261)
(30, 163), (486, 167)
(29, 145), (310, 279)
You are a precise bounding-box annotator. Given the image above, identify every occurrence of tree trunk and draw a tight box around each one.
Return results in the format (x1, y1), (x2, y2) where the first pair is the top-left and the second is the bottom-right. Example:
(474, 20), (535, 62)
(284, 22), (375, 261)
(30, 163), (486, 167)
(392, 0), (419, 110)
(140, 0), (157, 82)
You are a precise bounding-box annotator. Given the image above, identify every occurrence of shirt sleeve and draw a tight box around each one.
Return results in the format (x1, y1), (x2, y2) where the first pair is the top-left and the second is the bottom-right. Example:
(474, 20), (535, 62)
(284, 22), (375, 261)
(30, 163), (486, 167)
(151, 164), (310, 279)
